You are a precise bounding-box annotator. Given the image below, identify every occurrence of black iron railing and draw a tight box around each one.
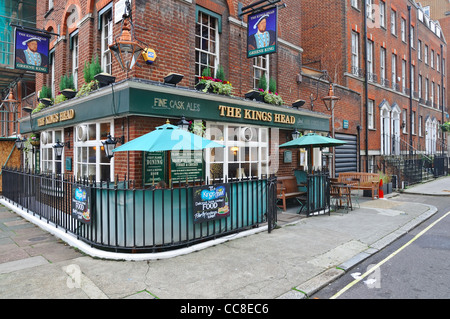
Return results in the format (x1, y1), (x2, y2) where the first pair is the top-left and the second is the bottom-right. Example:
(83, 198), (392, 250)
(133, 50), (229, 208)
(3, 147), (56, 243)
(1, 168), (277, 253)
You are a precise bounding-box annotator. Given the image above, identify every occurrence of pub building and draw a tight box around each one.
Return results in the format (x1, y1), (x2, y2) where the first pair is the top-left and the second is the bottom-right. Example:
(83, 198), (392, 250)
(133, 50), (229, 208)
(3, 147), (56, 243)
(3, 0), (360, 254)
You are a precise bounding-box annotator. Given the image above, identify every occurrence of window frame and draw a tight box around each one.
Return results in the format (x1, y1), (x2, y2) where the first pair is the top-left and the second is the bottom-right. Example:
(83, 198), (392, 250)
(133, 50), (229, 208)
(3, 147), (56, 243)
(195, 8), (221, 78)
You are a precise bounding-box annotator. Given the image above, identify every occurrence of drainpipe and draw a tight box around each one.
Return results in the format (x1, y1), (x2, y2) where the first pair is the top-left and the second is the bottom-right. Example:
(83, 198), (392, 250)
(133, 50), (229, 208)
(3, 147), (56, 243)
(363, 0), (369, 172)
(408, 5), (413, 155)
(441, 43), (445, 156)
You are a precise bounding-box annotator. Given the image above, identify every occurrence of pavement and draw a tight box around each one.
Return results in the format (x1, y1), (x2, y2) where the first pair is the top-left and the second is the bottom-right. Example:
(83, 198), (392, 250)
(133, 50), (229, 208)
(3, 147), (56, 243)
(0, 176), (448, 300)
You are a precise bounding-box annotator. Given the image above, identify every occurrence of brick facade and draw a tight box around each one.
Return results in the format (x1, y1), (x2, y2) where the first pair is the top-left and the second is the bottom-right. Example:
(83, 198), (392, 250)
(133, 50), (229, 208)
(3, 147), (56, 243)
(302, 0), (448, 166)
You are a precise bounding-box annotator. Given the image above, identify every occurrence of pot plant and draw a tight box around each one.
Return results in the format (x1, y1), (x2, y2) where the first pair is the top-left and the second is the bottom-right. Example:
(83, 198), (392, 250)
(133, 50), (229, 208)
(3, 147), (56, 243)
(39, 85), (53, 106)
(76, 55), (101, 98)
(195, 66), (233, 96)
(261, 77), (283, 106)
(60, 74), (77, 99)
(379, 172), (392, 194)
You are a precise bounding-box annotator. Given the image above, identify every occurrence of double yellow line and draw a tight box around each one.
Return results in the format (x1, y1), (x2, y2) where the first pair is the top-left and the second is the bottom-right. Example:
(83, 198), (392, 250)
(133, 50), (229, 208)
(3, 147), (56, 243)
(330, 210), (450, 299)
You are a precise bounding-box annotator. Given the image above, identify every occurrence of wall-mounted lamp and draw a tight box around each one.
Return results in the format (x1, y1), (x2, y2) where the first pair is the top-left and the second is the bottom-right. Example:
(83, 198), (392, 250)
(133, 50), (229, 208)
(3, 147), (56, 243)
(53, 139), (70, 157)
(176, 115), (190, 131)
(109, 0), (145, 73)
(291, 129), (301, 140)
(101, 133), (124, 158)
(15, 137), (26, 150)
(164, 73), (184, 86)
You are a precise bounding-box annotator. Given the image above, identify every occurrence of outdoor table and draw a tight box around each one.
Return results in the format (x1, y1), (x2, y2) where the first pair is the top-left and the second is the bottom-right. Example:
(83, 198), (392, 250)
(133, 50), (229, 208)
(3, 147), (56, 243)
(330, 182), (352, 212)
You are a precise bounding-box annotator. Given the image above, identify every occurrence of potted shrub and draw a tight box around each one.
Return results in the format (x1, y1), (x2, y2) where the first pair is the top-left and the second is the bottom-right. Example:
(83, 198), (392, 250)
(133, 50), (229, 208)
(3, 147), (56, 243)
(39, 85), (53, 106)
(76, 55), (101, 98)
(60, 74), (77, 99)
(379, 172), (392, 194)
(261, 77), (283, 106)
(195, 66), (233, 96)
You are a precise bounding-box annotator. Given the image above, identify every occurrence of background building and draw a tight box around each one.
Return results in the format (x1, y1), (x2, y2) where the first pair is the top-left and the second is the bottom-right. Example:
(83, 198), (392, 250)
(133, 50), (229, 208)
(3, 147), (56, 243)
(302, 0), (448, 174)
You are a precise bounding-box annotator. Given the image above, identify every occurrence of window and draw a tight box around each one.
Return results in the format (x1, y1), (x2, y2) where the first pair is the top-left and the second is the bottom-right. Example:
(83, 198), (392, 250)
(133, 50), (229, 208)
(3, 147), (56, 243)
(351, 32), (359, 75)
(367, 0), (374, 20)
(368, 99), (374, 129)
(418, 40), (422, 60)
(380, 47), (386, 82)
(195, 10), (219, 78)
(431, 81), (435, 105)
(391, 54), (397, 90)
(419, 115), (423, 136)
(74, 121), (113, 181)
(253, 55), (269, 89)
(380, 1), (386, 28)
(412, 111), (415, 135)
(402, 59), (406, 93)
(206, 123), (269, 180)
(367, 40), (374, 80)
(424, 45), (428, 64)
(411, 65), (415, 93)
(402, 109), (407, 133)
(401, 18), (406, 42)
(437, 84), (440, 108)
(431, 49), (434, 68)
(71, 34), (78, 90)
(391, 10), (397, 35)
(425, 78), (429, 101)
(410, 26), (414, 47)
(351, 0), (359, 9)
(48, 0), (54, 10)
(101, 9), (113, 75)
(418, 74), (422, 98)
(41, 130), (64, 174)
(437, 54), (440, 72)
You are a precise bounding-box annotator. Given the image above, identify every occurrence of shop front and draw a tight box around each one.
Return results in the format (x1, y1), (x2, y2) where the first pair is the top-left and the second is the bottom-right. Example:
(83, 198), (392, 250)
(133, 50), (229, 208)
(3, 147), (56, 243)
(9, 79), (330, 253)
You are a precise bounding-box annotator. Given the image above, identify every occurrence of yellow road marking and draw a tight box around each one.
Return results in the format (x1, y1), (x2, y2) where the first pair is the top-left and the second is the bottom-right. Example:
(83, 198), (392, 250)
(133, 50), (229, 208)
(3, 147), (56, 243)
(330, 210), (450, 299)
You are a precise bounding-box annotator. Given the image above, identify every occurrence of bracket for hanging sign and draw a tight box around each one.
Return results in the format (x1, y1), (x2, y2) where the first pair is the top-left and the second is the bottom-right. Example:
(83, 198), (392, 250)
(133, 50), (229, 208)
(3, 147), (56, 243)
(238, 0), (282, 19)
(10, 23), (59, 38)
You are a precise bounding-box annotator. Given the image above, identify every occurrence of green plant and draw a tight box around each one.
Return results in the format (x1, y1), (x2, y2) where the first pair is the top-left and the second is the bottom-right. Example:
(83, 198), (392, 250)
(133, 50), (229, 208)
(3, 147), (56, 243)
(256, 76), (283, 105)
(76, 79), (99, 98)
(215, 65), (225, 82)
(440, 122), (450, 132)
(31, 102), (46, 114)
(378, 171), (391, 184)
(196, 66), (233, 96)
(268, 77), (277, 93)
(60, 74), (75, 91)
(54, 94), (67, 104)
(39, 85), (52, 99)
(83, 55), (102, 83)
(257, 75), (267, 91)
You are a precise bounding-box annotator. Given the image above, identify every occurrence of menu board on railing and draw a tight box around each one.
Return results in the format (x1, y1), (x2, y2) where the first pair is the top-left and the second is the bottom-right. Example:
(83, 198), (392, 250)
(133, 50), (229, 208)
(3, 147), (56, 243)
(72, 185), (92, 224)
(193, 183), (230, 224)
(171, 150), (203, 182)
(143, 151), (166, 185)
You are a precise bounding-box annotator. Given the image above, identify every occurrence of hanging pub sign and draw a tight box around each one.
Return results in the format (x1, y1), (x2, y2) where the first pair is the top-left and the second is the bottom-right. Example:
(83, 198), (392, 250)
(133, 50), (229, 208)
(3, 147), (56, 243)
(247, 6), (278, 58)
(72, 185), (92, 224)
(14, 28), (50, 73)
(193, 184), (230, 224)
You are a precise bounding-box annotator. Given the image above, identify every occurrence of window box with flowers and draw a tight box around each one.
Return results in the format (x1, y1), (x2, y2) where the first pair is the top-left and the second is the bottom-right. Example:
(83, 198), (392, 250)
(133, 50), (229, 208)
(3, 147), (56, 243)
(245, 76), (283, 106)
(195, 66), (233, 96)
